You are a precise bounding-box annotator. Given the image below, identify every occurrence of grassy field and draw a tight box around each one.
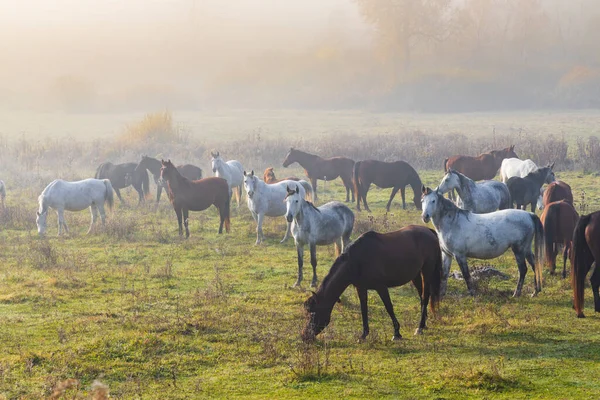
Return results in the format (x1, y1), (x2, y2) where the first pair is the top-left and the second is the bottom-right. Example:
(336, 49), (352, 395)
(1, 164), (600, 399)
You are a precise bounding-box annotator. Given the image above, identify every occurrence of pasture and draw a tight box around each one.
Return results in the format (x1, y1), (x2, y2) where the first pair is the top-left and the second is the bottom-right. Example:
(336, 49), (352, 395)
(0, 110), (600, 398)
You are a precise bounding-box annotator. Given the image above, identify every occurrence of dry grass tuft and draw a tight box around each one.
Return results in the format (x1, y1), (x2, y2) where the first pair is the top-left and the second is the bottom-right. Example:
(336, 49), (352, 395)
(119, 110), (181, 144)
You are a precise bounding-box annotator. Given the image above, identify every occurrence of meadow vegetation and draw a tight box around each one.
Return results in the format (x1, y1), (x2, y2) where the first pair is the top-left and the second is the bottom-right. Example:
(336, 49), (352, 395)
(0, 111), (599, 398)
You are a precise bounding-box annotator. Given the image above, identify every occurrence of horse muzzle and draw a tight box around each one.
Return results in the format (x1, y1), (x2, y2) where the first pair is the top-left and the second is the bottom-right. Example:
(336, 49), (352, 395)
(422, 214), (430, 223)
(247, 191), (254, 199)
(286, 214), (293, 223)
(212, 168), (217, 173)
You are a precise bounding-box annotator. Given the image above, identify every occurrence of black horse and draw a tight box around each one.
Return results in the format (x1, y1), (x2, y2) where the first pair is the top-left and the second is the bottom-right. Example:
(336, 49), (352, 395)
(95, 162), (149, 204)
(506, 164), (555, 211)
(138, 156), (203, 203)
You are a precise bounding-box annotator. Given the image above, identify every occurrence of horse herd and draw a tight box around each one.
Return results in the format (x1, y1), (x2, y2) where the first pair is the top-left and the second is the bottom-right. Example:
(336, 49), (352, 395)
(6, 145), (597, 341)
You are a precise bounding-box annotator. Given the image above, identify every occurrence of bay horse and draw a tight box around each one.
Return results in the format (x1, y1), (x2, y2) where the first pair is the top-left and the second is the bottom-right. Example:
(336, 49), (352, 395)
(282, 148), (355, 203)
(421, 186), (544, 297)
(243, 170), (312, 245)
(543, 181), (573, 207)
(352, 160), (422, 212)
(445, 145), (518, 181)
(540, 200), (579, 278)
(159, 159), (230, 237)
(437, 169), (511, 213)
(138, 156), (203, 203)
(210, 151), (244, 207)
(572, 211), (600, 318)
(506, 164), (555, 212)
(285, 184), (354, 287)
(263, 167), (300, 184)
(95, 161), (149, 205)
(302, 226), (442, 342)
(36, 179), (114, 236)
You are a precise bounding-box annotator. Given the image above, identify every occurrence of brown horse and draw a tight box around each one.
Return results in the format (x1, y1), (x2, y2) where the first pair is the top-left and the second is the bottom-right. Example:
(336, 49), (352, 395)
(444, 145), (518, 181)
(302, 226), (442, 342)
(572, 211), (600, 318)
(160, 159), (230, 237)
(282, 148), (354, 202)
(352, 160), (422, 212)
(263, 167), (300, 184)
(543, 181), (573, 207)
(540, 200), (579, 278)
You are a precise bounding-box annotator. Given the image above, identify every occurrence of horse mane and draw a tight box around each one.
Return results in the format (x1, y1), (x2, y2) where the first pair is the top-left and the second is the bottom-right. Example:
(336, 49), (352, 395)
(437, 191), (471, 220)
(524, 167), (548, 183)
(304, 200), (321, 213)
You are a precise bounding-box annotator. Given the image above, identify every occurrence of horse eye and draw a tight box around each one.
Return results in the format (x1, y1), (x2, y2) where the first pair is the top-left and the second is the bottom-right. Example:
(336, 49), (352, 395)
(295, 200), (299, 203)
(432, 200), (436, 203)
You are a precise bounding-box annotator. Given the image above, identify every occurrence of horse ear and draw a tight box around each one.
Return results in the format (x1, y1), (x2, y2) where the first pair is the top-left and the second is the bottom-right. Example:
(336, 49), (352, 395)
(251, 170), (254, 176)
(216, 151), (220, 157)
(421, 185), (427, 194)
(295, 185), (299, 194)
(510, 145), (515, 151)
(243, 171), (247, 176)
(550, 162), (555, 169)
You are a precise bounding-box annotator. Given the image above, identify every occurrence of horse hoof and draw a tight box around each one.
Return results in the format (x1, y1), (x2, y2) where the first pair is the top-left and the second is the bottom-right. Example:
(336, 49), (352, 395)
(310, 281), (317, 288)
(293, 281), (301, 288)
(414, 328), (423, 336)
(512, 291), (521, 298)
(577, 313), (586, 318)
(393, 334), (403, 340)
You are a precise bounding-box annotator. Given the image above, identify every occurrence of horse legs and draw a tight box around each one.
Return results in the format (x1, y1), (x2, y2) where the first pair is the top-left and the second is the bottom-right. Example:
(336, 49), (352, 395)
(590, 262), (600, 313)
(175, 207), (183, 236)
(183, 208), (190, 238)
(441, 252), (453, 296)
(256, 212), (264, 245)
(294, 245), (304, 287)
(549, 243), (558, 275)
(400, 187), (406, 210)
(356, 286), (369, 340)
(311, 178), (318, 202)
(309, 243), (318, 287)
(512, 247), (528, 297)
(525, 250), (540, 296)
(114, 187), (125, 204)
(58, 209), (69, 235)
(234, 186), (241, 208)
(562, 243), (571, 279)
(412, 273), (430, 335)
(98, 204), (106, 226)
(361, 183), (372, 213)
(280, 220), (291, 244)
(87, 205), (99, 234)
(386, 187), (400, 212)
(455, 255), (475, 296)
(156, 185), (163, 204)
(376, 288), (401, 340)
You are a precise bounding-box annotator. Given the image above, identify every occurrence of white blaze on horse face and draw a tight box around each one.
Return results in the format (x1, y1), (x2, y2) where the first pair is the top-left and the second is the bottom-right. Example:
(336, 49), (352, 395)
(285, 190), (302, 222)
(36, 211), (47, 235)
(421, 191), (438, 223)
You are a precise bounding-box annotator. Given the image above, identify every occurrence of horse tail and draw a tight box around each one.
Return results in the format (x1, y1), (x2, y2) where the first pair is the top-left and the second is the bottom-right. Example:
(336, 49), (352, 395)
(543, 202), (560, 269)
(352, 161), (361, 201)
(572, 213), (593, 318)
(429, 229), (443, 313)
(140, 168), (150, 198)
(223, 189), (231, 233)
(103, 179), (114, 211)
(299, 180), (313, 202)
(443, 158), (449, 172)
(531, 213), (545, 292)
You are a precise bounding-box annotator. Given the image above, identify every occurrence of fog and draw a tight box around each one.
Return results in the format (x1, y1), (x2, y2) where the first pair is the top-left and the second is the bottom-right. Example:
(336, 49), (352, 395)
(1, 0), (599, 112)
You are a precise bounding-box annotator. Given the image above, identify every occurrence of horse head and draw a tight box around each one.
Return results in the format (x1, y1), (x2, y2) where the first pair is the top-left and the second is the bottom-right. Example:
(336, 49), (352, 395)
(284, 184), (301, 222)
(243, 170), (256, 198)
(264, 167), (276, 183)
(159, 159), (175, 184)
(36, 209), (48, 236)
(282, 148), (296, 168)
(421, 185), (440, 224)
(301, 291), (331, 342)
(210, 151), (222, 173)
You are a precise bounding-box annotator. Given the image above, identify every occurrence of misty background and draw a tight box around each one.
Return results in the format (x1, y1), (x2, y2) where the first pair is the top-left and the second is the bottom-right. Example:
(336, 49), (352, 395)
(1, 0), (599, 113)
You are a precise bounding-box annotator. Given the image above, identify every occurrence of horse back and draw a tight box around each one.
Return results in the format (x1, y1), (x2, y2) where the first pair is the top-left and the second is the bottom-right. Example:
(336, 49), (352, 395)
(170, 177), (229, 211)
(447, 154), (496, 181)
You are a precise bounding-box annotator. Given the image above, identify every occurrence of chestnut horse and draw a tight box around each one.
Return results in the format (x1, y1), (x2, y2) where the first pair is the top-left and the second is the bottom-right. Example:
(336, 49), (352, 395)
(444, 145), (518, 181)
(159, 159), (230, 237)
(302, 226), (442, 342)
(282, 148), (354, 203)
(352, 160), (422, 212)
(543, 181), (573, 207)
(540, 200), (579, 278)
(572, 211), (600, 318)
(263, 167), (300, 184)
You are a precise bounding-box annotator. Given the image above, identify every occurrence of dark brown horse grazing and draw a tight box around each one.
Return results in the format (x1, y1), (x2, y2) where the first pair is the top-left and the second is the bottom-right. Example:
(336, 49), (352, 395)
(353, 160), (422, 212)
(282, 148), (354, 203)
(302, 226), (442, 342)
(160, 159), (230, 237)
(543, 181), (573, 207)
(572, 211), (600, 318)
(540, 200), (579, 278)
(263, 167), (300, 184)
(444, 145), (518, 181)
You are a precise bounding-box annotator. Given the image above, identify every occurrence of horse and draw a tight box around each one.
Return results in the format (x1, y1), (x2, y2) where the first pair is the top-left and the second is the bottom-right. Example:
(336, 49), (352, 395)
(284, 184), (354, 287)
(138, 156), (203, 203)
(421, 186), (544, 297)
(210, 151), (244, 207)
(0, 180), (5, 208)
(571, 211), (600, 318)
(159, 159), (230, 237)
(500, 158), (539, 183)
(540, 200), (579, 278)
(36, 179), (114, 236)
(444, 145), (518, 181)
(263, 167), (300, 184)
(282, 148), (355, 203)
(95, 161), (149, 205)
(437, 169), (511, 213)
(506, 164), (555, 212)
(352, 160), (422, 212)
(543, 181), (573, 207)
(302, 226), (442, 342)
(242, 170), (313, 245)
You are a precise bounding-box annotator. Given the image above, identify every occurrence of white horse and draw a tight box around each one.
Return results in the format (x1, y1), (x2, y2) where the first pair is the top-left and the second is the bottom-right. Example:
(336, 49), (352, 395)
(421, 186), (544, 298)
(285, 184), (354, 287)
(437, 169), (511, 213)
(210, 151), (244, 207)
(0, 180), (5, 208)
(243, 170), (313, 245)
(500, 158), (538, 183)
(36, 179), (114, 236)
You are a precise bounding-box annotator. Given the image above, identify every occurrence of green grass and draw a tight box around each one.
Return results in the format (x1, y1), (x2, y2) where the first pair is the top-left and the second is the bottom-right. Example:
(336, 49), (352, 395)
(1, 169), (599, 398)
